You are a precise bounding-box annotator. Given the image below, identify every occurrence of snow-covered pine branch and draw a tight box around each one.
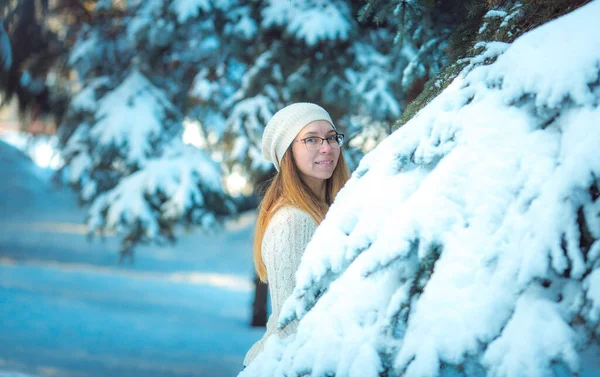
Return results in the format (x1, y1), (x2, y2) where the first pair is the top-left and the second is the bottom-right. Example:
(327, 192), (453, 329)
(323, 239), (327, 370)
(60, 69), (233, 256)
(87, 141), (233, 260)
(69, 23), (132, 81)
(345, 42), (402, 122)
(62, 70), (181, 183)
(60, 76), (115, 201)
(170, 0), (212, 24)
(225, 95), (274, 174)
(262, 0), (354, 46)
(241, 2), (600, 376)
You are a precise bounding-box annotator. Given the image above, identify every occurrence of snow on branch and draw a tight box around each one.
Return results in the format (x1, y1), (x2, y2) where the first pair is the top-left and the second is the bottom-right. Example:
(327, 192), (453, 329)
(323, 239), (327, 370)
(170, 0), (212, 23)
(262, 0), (354, 46)
(90, 70), (180, 168)
(241, 2), (600, 376)
(225, 95), (274, 173)
(87, 141), (232, 259)
(70, 76), (111, 112)
(61, 70), (183, 204)
(346, 43), (402, 121)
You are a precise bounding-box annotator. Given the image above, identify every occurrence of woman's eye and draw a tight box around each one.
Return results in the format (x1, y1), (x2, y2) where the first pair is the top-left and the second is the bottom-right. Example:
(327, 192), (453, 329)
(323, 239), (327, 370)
(305, 138), (317, 144)
(326, 135), (336, 142)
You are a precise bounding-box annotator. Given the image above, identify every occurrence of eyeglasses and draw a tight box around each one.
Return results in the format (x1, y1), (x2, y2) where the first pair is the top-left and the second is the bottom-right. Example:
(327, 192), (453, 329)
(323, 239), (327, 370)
(293, 133), (345, 149)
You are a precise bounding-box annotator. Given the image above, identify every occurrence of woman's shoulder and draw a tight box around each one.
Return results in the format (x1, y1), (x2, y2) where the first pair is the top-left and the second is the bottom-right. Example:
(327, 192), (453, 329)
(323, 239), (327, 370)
(269, 205), (315, 227)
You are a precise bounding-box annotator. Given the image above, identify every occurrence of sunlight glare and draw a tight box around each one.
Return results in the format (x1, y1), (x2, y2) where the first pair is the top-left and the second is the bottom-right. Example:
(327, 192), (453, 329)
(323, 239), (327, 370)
(225, 170), (251, 196)
(182, 118), (207, 148)
(32, 142), (63, 169)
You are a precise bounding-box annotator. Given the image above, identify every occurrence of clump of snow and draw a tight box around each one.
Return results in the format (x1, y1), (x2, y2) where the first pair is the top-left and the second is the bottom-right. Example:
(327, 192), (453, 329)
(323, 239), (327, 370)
(460, 41), (509, 71)
(500, 3), (523, 29)
(484, 5), (600, 109)
(482, 290), (579, 377)
(226, 95), (273, 172)
(69, 77), (110, 112)
(240, 2), (600, 376)
(483, 3), (523, 29)
(170, 0), (211, 23)
(262, 0), (353, 46)
(127, 0), (167, 44)
(484, 10), (507, 19)
(346, 43), (402, 120)
(68, 32), (98, 66)
(87, 142), (224, 241)
(228, 11), (257, 39)
(192, 68), (221, 101)
(90, 70), (179, 168)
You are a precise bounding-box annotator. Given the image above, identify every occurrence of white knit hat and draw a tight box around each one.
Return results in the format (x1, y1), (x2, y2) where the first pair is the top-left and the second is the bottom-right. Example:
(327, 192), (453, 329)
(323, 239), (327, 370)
(262, 102), (335, 171)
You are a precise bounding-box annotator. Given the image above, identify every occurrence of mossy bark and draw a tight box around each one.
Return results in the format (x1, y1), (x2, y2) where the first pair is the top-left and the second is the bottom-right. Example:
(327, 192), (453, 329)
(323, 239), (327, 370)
(395, 0), (591, 130)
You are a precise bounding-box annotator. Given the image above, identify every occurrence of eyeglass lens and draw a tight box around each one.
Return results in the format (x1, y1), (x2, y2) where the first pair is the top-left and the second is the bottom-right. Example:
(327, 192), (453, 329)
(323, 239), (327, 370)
(304, 135), (344, 149)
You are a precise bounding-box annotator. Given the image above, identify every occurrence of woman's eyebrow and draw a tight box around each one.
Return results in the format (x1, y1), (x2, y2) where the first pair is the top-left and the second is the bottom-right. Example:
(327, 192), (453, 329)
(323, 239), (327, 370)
(302, 130), (337, 137)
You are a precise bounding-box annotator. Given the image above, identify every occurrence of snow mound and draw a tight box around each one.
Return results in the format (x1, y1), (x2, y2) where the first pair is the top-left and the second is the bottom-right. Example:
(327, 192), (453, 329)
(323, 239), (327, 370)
(0, 140), (77, 220)
(241, 2), (600, 377)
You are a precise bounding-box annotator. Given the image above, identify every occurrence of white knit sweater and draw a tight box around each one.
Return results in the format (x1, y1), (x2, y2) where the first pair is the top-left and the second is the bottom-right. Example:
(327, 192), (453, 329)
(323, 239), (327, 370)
(243, 206), (317, 366)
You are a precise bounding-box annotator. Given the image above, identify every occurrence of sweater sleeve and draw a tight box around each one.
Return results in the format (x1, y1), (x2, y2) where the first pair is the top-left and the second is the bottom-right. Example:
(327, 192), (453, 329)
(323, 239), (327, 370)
(243, 206), (317, 366)
(263, 207), (316, 336)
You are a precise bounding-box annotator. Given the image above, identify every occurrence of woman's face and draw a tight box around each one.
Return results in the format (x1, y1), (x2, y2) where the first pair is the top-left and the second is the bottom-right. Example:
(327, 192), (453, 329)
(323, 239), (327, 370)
(291, 120), (340, 188)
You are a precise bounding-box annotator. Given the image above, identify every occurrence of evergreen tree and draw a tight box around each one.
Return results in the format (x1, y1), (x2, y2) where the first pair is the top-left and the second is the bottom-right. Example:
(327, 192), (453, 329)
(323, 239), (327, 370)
(0, 0), (78, 123)
(197, 0), (452, 179)
(240, 1), (600, 376)
(58, 1), (234, 258)
(10, 0), (456, 255)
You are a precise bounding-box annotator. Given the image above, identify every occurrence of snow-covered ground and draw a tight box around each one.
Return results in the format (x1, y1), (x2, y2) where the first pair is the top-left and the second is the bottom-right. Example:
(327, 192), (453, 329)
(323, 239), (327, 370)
(0, 140), (262, 377)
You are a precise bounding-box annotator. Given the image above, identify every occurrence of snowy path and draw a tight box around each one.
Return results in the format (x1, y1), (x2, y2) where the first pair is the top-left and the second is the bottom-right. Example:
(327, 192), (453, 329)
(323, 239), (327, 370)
(0, 217), (263, 377)
(0, 141), (263, 377)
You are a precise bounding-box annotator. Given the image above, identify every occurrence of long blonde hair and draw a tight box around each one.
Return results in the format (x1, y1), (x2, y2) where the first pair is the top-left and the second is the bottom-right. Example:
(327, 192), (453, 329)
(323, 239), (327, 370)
(253, 148), (350, 282)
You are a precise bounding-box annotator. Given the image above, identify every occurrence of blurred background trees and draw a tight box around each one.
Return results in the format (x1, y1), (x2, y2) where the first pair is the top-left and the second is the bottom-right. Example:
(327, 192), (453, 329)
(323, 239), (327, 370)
(1, 0), (587, 256)
(0, 0), (461, 256)
(10, 0), (586, 258)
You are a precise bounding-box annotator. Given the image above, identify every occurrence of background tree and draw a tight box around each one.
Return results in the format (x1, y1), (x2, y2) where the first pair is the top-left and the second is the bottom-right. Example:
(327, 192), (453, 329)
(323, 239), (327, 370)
(56, 0), (236, 259)
(0, 0), (83, 128)
(215, 0), (440, 177)
(0, 0), (460, 326)
(43, 0), (455, 256)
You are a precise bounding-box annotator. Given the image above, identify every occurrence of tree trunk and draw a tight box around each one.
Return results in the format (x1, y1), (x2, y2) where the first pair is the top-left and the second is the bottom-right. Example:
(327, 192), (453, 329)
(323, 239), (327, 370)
(250, 167), (276, 327)
(251, 274), (268, 327)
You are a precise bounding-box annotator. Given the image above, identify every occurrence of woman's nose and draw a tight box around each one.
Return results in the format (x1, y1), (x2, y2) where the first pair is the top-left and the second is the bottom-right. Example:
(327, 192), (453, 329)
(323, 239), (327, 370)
(319, 140), (333, 153)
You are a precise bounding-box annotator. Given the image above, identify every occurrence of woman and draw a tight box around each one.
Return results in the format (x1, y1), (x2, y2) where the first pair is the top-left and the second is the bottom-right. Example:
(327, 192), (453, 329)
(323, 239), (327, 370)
(243, 103), (350, 367)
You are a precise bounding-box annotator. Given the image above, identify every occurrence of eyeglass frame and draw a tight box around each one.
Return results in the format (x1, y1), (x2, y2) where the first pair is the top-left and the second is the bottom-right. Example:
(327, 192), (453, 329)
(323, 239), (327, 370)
(292, 133), (345, 149)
